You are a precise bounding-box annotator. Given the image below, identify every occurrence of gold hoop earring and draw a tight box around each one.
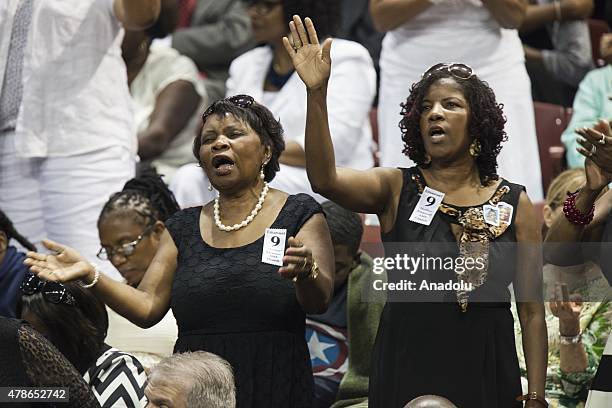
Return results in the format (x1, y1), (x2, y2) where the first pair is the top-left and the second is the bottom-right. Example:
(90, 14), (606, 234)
(469, 139), (481, 157)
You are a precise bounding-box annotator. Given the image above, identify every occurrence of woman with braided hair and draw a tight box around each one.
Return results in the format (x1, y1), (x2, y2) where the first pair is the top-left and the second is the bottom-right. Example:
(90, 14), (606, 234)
(96, 170), (180, 368)
(0, 208), (35, 317)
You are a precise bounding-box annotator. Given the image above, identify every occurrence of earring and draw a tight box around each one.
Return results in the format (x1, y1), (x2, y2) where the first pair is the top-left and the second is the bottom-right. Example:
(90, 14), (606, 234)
(422, 154), (432, 165)
(208, 183), (213, 191)
(469, 139), (481, 157)
(259, 164), (265, 180)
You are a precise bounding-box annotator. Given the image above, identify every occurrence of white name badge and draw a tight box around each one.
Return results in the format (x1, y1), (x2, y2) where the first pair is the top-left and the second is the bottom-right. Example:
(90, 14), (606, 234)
(262, 228), (287, 266)
(409, 186), (445, 226)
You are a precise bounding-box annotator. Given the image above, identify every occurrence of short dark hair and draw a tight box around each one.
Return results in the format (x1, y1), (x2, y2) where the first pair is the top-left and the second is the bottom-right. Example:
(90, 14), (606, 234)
(399, 69), (507, 185)
(193, 97), (286, 182)
(249, 0), (341, 38)
(281, 0), (341, 38)
(21, 282), (108, 374)
(145, 0), (179, 39)
(0, 208), (36, 252)
(98, 170), (180, 228)
(321, 201), (363, 256)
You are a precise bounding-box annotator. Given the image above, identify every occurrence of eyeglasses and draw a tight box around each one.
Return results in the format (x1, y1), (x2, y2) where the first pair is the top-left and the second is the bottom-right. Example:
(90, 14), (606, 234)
(202, 94), (255, 124)
(249, 0), (281, 16)
(21, 273), (76, 306)
(96, 224), (154, 261)
(422, 63), (474, 80)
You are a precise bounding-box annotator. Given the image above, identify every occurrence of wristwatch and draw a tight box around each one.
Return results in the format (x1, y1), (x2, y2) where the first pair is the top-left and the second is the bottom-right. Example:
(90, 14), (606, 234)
(516, 392), (549, 407)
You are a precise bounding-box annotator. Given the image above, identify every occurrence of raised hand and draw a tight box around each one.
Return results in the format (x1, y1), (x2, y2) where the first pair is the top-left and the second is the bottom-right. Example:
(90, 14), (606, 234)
(282, 15), (332, 91)
(24, 239), (95, 283)
(577, 120), (612, 190)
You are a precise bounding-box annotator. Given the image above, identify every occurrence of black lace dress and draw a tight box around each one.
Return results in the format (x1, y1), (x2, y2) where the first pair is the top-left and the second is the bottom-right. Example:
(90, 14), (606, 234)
(165, 194), (321, 408)
(0, 317), (99, 408)
(369, 168), (525, 408)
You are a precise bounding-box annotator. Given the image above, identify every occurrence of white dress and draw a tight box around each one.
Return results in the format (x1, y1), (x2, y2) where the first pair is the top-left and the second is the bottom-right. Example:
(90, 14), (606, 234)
(377, 1), (543, 200)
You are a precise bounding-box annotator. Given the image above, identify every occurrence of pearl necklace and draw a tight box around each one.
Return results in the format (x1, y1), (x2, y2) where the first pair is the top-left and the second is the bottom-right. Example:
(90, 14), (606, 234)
(214, 182), (269, 231)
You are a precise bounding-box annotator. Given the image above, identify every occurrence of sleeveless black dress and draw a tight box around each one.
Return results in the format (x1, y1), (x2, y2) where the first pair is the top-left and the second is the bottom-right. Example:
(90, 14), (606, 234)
(165, 194), (321, 408)
(369, 168), (524, 408)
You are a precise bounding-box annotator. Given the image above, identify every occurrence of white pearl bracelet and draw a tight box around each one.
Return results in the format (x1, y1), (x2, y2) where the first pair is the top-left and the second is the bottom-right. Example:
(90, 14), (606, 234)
(80, 263), (101, 289)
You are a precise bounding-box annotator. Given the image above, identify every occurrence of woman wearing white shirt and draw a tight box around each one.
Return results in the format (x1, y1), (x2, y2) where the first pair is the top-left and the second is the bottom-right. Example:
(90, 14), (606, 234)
(170, 0), (376, 205)
(0, 0), (160, 280)
(371, 0), (544, 201)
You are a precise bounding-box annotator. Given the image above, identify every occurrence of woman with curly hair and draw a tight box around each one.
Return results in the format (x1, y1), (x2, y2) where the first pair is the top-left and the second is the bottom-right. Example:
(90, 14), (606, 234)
(285, 16), (547, 408)
(25, 96), (334, 408)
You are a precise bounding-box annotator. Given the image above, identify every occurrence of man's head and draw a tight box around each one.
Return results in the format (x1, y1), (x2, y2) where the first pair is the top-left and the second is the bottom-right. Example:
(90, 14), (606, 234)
(321, 201), (363, 291)
(145, 351), (235, 408)
(404, 395), (458, 408)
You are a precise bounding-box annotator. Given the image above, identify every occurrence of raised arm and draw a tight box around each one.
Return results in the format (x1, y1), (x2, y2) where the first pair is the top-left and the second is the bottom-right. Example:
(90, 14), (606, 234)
(113, 0), (160, 30)
(545, 120), (612, 265)
(520, 0), (593, 33)
(481, 0), (528, 29)
(369, 0), (432, 32)
(283, 16), (402, 225)
(513, 191), (547, 405)
(24, 232), (177, 328)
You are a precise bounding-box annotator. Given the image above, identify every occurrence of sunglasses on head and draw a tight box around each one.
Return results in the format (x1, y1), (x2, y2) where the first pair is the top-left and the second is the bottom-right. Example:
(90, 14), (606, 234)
(422, 63), (474, 80)
(202, 95), (255, 124)
(21, 273), (76, 306)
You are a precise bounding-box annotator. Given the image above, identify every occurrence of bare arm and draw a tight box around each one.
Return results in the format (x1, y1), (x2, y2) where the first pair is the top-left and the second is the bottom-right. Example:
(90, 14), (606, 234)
(284, 16), (402, 227)
(113, 0), (160, 30)
(279, 141), (307, 167)
(513, 191), (547, 402)
(545, 121), (612, 265)
(138, 80), (201, 161)
(550, 295), (589, 373)
(369, 0), (432, 32)
(24, 233), (177, 328)
(280, 214), (334, 314)
(481, 0), (527, 29)
(521, 0), (593, 34)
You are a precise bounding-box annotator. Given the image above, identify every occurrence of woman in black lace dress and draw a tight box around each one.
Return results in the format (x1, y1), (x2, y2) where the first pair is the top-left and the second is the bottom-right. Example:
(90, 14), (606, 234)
(283, 16), (547, 408)
(25, 96), (334, 408)
(0, 316), (99, 408)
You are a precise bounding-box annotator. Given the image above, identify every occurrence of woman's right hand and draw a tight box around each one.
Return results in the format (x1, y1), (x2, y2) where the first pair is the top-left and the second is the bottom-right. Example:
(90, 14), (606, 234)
(24, 239), (95, 283)
(283, 16), (332, 91)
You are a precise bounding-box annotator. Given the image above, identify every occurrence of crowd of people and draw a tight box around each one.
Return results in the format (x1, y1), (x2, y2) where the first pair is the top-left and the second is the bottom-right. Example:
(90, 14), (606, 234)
(1, 0), (612, 407)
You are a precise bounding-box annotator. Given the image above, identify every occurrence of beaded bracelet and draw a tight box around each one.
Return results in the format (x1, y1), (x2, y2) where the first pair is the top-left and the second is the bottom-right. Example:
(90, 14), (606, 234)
(80, 263), (101, 289)
(562, 192), (594, 226)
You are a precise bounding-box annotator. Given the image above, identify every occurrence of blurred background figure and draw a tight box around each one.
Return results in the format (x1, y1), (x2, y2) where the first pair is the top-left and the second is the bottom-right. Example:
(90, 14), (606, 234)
(170, 0), (376, 207)
(98, 171), (180, 369)
(171, 0), (256, 101)
(0, 316), (100, 408)
(306, 201), (383, 408)
(371, 0), (544, 200)
(145, 351), (236, 408)
(0, 0), (160, 280)
(520, 0), (594, 107)
(0, 207), (35, 318)
(123, 0), (207, 181)
(561, 11), (612, 169)
(514, 168), (611, 407)
(20, 276), (148, 408)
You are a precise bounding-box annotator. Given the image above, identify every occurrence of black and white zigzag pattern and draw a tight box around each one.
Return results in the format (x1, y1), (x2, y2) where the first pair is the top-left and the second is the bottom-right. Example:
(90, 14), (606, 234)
(84, 346), (147, 408)
(586, 336), (612, 407)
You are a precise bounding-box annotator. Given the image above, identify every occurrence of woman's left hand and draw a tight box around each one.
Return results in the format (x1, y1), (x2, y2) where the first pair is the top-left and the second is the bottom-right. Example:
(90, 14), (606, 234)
(279, 236), (314, 281)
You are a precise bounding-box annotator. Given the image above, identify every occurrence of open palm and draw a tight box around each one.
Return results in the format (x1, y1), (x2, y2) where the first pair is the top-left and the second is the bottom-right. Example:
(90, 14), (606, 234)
(24, 239), (92, 283)
(283, 16), (332, 91)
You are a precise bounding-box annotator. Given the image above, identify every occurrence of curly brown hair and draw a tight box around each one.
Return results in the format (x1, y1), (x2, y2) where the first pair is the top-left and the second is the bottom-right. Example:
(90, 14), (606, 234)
(399, 69), (507, 185)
